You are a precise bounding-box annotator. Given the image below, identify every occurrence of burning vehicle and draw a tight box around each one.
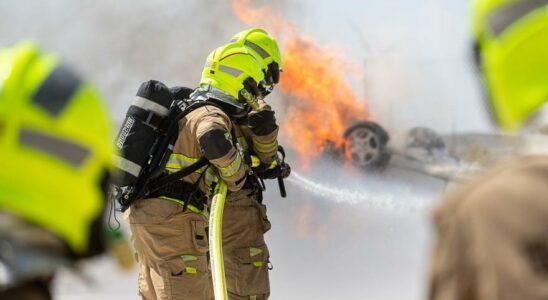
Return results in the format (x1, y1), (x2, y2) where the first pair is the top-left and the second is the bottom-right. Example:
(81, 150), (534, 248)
(319, 121), (392, 172)
(232, 0), (528, 181)
(323, 121), (460, 176)
(339, 122), (533, 181)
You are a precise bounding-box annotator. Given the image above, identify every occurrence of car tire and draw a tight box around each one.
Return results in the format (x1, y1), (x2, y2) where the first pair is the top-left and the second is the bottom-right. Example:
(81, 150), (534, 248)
(343, 121), (391, 172)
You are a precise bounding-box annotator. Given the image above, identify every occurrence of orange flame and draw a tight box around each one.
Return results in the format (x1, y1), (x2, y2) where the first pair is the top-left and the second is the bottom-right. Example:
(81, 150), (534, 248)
(232, 0), (369, 165)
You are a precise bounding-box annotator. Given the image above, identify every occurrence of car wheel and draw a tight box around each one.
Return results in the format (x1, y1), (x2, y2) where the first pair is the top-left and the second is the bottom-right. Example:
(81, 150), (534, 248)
(343, 121), (391, 171)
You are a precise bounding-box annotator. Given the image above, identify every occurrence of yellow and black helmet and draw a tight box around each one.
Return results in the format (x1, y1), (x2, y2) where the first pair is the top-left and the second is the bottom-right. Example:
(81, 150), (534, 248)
(231, 28), (282, 95)
(472, 0), (548, 130)
(0, 41), (114, 256)
(200, 43), (266, 111)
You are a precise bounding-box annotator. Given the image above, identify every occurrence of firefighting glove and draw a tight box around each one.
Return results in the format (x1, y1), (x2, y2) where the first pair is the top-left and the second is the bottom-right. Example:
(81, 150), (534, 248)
(260, 162), (291, 179)
(247, 110), (278, 136)
(251, 162), (268, 174)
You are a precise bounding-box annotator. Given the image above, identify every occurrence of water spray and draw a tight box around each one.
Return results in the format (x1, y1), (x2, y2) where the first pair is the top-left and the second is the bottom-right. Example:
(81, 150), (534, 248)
(287, 171), (431, 212)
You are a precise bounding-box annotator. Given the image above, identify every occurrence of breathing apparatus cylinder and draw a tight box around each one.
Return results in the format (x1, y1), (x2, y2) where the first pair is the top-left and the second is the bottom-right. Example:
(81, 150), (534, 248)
(113, 80), (173, 186)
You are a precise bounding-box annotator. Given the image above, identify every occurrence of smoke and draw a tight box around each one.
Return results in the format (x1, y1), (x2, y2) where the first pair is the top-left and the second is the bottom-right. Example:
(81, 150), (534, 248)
(0, 0), (250, 122)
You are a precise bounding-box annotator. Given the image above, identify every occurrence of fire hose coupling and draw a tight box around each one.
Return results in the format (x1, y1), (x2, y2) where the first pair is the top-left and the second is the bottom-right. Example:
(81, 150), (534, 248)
(278, 161), (291, 179)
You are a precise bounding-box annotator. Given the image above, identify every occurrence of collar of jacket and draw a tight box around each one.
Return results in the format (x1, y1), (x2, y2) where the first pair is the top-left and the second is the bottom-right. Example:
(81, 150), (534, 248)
(190, 86), (249, 122)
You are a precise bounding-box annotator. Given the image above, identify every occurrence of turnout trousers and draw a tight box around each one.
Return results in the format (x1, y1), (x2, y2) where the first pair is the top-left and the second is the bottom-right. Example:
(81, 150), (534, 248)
(222, 188), (272, 300)
(125, 198), (213, 300)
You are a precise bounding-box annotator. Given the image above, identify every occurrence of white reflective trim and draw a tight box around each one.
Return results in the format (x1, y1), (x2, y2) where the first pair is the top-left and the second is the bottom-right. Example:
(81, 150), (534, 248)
(166, 153), (218, 185)
(167, 153), (200, 167)
(487, 0), (548, 36)
(219, 154), (242, 178)
(245, 40), (270, 59)
(19, 128), (90, 167)
(252, 137), (278, 153)
(114, 155), (142, 177)
(132, 96), (169, 116)
(218, 65), (243, 78)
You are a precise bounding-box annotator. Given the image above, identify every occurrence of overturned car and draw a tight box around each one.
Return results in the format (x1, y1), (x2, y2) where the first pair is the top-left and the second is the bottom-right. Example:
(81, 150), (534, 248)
(336, 121), (526, 180)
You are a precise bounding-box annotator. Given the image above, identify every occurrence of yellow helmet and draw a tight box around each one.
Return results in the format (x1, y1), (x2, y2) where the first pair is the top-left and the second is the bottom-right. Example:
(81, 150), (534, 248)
(200, 43), (266, 111)
(0, 41), (114, 256)
(472, 0), (548, 130)
(231, 28), (282, 90)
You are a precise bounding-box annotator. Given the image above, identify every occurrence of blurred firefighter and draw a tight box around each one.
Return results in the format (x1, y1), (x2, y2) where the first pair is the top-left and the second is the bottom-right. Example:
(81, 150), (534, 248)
(124, 42), (270, 299)
(0, 41), (115, 299)
(221, 28), (289, 300)
(428, 1), (548, 300)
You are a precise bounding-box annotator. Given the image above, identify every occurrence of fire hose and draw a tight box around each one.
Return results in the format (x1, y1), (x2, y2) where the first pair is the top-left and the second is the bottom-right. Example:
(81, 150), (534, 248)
(209, 180), (228, 300)
(209, 147), (289, 299)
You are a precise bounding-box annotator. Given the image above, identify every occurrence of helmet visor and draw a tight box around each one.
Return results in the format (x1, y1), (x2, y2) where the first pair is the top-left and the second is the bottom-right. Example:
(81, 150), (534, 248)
(266, 62), (280, 85)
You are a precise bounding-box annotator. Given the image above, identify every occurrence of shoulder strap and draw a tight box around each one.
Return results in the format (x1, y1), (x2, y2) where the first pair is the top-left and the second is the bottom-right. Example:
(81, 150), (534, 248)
(146, 157), (209, 196)
(141, 100), (221, 195)
(122, 99), (223, 208)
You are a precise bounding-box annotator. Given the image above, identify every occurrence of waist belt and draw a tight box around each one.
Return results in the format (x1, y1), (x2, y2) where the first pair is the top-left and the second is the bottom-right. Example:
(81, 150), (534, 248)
(149, 180), (209, 219)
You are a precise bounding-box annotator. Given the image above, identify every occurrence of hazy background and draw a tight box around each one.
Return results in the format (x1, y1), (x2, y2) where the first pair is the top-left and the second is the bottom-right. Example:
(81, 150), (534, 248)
(0, 0), (492, 133)
(0, 0), (492, 299)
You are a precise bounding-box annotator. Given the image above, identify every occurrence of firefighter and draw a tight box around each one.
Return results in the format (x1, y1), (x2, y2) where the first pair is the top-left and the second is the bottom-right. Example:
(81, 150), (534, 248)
(125, 43), (267, 300)
(0, 41), (115, 299)
(223, 28), (288, 300)
(428, 1), (548, 299)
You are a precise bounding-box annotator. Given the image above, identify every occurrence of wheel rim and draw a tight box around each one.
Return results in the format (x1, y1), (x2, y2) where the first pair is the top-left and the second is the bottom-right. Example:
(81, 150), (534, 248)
(344, 127), (381, 168)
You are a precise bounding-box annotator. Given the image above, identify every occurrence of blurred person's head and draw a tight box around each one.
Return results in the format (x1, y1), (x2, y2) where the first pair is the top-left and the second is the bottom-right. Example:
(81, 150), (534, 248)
(472, 0), (548, 132)
(0, 41), (114, 258)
